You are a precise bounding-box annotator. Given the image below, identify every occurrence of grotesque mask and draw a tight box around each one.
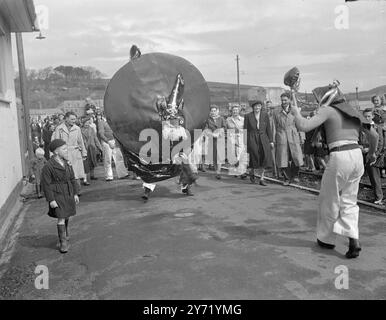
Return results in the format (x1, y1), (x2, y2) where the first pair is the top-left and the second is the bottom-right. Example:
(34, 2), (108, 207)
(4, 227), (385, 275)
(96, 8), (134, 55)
(156, 73), (186, 141)
(313, 79), (346, 107)
(156, 74), (184, 121)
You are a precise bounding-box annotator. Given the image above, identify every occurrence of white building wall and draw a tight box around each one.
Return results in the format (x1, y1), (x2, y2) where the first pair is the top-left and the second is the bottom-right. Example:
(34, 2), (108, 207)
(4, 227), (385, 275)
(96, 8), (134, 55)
(0, 25), (23, 209)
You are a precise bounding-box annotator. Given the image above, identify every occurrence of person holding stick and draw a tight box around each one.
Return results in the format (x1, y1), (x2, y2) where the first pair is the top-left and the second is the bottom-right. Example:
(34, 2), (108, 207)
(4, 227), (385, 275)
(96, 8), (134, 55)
(290, 81), (378, 259)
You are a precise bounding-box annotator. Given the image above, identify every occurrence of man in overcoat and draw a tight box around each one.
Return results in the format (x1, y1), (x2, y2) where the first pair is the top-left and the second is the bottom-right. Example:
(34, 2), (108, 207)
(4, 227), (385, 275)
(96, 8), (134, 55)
(51, 112), (87, 191)
(273, 92), (304, 185)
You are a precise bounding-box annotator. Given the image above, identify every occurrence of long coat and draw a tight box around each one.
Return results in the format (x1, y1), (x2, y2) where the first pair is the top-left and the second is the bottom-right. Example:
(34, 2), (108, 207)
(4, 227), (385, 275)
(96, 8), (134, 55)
(244, 111), (273, 169)
(41, 158), (79, 219)
(42, 126), (54, 160)
(359, 123), (384, 168)
(273, 108), (304, 168)
(226, 115), (245, 159)
(31, 123), (42, 141)
(30, 156), (47, 185)
(52, 123), (87, 179)
(81, 126), (102, 170)
(203, 116), (227, 164)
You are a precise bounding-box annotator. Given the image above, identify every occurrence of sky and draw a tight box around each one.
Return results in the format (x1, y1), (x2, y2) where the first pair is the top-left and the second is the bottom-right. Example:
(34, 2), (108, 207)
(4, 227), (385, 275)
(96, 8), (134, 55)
(14, 0), (386, 92)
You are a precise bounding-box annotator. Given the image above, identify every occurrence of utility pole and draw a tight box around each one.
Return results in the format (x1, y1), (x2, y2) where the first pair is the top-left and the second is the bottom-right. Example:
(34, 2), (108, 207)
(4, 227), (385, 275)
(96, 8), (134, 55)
(236, 54), (240, 106)
(16, 33), (34, 170)
(355, 86), (359, 100)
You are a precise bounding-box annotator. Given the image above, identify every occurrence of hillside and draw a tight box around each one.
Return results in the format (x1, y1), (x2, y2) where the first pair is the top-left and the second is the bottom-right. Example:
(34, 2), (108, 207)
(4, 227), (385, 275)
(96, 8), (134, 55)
(346, 85), (386, 101)
(16, 66), (385, 110)
(15, 66), (108, 110)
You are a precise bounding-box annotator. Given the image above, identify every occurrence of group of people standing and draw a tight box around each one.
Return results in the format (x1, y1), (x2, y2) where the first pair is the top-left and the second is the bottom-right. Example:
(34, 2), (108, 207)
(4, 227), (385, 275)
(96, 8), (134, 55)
(49, 110), (134, 189)
(357, 95), (386, 205)
(35, 105), (137, 253)
(34, 90), (385, 258)
(30, 105), (136, 198)
(201, 90), (385, 259)
(200, 92), (304, 186)
(201, 94), (386, 197)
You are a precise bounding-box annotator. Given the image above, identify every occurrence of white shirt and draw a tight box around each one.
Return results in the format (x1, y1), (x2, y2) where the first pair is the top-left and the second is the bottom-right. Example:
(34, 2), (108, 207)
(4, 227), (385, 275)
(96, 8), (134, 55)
(254, 112), (260, 130)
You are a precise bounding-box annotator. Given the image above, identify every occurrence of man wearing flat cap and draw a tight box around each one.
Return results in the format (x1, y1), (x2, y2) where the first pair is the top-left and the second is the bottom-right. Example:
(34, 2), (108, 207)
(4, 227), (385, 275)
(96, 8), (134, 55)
(273, 92), (304, 185)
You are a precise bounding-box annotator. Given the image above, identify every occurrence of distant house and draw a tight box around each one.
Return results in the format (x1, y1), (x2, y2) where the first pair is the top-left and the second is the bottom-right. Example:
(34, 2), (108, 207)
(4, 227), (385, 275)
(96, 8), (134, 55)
(349, 100), (372, 111)
(58, 99), (104, 116)
(0, 0), (38, 229)
(247, 87), (267, 105)
(207, 81), (286, 110)
(228, 102), (248, 114)
(30, 107), (62, 118)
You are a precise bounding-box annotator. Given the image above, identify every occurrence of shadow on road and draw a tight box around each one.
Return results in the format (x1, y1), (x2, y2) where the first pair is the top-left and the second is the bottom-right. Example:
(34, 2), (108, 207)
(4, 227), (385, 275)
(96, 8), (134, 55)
(18, 234), (57, 250)
(78, 184), (191, 203)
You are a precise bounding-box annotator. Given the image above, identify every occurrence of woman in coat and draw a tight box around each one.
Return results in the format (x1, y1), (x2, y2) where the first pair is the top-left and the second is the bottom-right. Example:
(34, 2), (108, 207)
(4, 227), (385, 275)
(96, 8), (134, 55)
(203, 105), (227, 179)
(226, 105), (248, 177)
(81, 116), (102, 185)
(41, 139), (80, 254)
(244, 100), (274, 185)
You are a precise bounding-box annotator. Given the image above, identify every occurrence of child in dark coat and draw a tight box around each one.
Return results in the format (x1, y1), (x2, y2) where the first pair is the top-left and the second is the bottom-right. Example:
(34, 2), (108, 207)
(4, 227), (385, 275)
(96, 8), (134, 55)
(30, 147), (47, 198)
(41, 139), (80, 253)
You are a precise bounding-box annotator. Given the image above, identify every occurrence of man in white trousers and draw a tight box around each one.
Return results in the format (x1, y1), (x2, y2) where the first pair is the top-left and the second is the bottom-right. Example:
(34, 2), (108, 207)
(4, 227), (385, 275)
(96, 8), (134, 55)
(290, 88), (378, 259)
(97, 118), (128, 181)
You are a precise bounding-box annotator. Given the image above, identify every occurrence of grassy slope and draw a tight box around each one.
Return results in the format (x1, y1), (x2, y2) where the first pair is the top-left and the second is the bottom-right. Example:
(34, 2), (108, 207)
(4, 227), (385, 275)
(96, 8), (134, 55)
(18, 77), (385, 110)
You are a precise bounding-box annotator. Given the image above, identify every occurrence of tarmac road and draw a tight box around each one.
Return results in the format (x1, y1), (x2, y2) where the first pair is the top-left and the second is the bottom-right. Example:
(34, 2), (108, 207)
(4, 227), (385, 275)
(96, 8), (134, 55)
(0, 167), (385, 299)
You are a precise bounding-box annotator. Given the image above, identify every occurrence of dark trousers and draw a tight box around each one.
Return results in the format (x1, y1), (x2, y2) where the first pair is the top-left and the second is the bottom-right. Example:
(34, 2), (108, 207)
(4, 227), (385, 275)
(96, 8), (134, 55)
(179, 163), (197, 186)
(75, 179), (81, 194)
(281, 145), (299, 181)
(282, 161), (299, 181)
(44, 144), (50, 160)
(366, 163), (383, 201)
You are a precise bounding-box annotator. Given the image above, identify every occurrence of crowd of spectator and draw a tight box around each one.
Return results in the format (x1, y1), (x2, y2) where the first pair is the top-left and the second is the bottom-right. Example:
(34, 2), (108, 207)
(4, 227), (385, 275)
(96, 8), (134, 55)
(200, 94), (386, 204)
(29, 94), (386, 204)
(29, 100), (139, 198)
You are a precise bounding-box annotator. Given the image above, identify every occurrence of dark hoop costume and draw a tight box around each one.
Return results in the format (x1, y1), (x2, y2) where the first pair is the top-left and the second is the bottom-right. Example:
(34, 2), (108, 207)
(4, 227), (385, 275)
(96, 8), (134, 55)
(104, 52), (210, 184)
